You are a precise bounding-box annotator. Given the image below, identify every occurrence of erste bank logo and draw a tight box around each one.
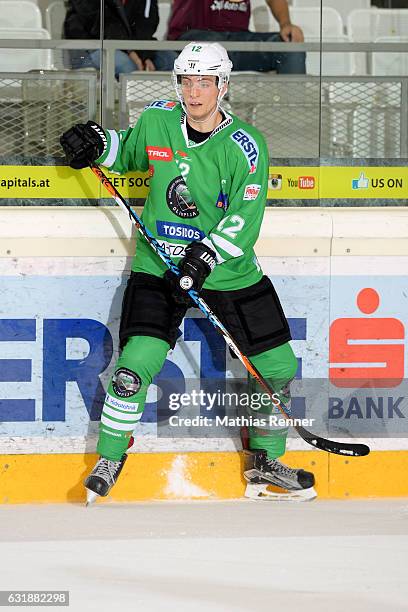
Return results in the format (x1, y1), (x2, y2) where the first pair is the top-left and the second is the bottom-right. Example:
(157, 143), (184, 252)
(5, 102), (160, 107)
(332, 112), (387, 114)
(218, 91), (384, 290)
(231, 129), (259, 173)
(329, 288), (405, 388)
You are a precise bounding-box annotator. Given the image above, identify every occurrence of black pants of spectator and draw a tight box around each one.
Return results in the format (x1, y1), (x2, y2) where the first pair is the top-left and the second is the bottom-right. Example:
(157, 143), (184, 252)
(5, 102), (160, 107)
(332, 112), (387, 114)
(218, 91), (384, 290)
(179, 30), (306, 74)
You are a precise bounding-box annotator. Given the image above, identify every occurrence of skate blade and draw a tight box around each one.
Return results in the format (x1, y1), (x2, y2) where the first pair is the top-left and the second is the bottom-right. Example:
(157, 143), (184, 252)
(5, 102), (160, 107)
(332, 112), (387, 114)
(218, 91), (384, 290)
(245, 483), (317, 502)
(85, 488), (100, 506)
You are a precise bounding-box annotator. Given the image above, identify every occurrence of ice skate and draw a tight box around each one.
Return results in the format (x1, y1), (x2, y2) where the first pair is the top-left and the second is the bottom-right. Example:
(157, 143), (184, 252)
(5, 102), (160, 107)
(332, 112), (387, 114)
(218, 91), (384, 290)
(84, 454), (128, 506)
(243, 450), (316, 502)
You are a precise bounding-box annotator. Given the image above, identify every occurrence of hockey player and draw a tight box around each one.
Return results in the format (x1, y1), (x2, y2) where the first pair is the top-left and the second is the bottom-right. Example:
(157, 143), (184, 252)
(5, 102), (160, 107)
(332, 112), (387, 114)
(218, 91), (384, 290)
(60, 42), (316, 503)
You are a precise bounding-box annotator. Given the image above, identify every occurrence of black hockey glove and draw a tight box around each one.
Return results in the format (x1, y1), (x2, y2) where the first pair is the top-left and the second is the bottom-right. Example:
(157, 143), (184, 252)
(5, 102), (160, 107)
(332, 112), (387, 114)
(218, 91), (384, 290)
(60, 121), (107, 169)
(164, 240), (217, 306)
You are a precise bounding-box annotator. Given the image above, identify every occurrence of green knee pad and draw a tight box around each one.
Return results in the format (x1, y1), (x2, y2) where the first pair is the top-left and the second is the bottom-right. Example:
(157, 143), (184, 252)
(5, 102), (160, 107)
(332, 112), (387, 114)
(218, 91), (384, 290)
(247, 342), (298, 460)
(97, 335), (169, 461)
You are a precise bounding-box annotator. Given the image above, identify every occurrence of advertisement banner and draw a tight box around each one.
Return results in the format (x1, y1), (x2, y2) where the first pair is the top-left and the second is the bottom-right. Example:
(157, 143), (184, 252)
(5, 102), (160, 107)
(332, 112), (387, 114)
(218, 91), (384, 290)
(0, 166), (406, 200)
(1, 256), (408, 454)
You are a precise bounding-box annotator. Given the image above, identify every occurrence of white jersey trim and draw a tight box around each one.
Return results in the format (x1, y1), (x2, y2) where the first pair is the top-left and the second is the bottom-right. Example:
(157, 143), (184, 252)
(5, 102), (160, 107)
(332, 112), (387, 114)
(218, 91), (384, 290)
(180, 109), (233, 149)
(101, 413), (141, 431)
(104, 130), (120, 168)
(202, 236), (225, 264)
(103, 405), (141, 422)
(211, 233), (244, 258)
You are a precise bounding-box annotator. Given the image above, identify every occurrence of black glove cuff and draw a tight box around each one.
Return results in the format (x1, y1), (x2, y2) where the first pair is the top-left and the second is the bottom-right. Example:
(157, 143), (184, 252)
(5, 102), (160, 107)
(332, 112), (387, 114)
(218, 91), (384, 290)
(85, 121), (107, 159)
(163, 241), (217, 306)
(183, 241), (217, 276)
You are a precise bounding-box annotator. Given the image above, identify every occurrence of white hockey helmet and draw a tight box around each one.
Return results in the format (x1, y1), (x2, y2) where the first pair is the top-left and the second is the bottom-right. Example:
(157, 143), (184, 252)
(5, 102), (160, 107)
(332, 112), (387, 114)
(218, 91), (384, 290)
(172, 42), (233, 107)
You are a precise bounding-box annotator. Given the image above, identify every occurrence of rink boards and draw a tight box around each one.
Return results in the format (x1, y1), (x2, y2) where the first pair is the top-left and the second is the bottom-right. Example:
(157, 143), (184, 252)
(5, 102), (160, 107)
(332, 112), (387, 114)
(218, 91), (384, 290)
(0, 164), (407, 202)
(0, 206), (408, 502)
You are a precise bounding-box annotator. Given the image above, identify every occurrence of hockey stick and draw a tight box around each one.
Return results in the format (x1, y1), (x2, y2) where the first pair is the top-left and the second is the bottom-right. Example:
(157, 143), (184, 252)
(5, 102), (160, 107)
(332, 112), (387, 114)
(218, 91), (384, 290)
(91, 163), (370, 457)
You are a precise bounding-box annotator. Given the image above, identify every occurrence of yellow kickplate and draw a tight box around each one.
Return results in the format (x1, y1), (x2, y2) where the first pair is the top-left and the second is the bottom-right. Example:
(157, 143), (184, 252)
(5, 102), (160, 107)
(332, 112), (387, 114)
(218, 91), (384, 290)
(0, 450), (406, 504)
(328, 451), (408, 499)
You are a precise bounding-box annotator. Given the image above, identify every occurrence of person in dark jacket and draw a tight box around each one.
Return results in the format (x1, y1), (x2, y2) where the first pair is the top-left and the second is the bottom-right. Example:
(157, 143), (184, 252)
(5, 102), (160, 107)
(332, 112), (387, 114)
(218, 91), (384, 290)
(64, 0), (174, 76)
(167, 0), (305, 74)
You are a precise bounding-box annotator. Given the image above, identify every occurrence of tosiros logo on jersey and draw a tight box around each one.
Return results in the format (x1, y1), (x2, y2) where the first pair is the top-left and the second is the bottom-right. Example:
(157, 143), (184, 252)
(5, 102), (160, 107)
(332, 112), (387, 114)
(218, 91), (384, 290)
(231, 129), (259, 173)
(156, 220), (205, 242)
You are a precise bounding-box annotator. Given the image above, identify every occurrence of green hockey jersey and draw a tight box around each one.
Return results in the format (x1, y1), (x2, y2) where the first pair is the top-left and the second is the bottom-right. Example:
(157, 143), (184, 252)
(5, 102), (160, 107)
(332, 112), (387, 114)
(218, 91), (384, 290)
(97, 100), (269, 291)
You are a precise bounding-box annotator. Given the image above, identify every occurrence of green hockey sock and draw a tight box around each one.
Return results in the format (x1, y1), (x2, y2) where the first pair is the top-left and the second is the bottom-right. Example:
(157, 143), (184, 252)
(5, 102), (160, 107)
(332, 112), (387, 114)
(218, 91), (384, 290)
(97, 335), (169, 461)
(247, 342), (298, 460)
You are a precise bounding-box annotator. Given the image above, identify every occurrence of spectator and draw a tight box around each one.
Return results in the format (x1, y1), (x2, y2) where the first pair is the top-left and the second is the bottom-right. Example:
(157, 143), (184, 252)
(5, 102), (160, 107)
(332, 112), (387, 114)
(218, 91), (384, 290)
(64, 0), (174, 77)
(168, 0), (306, 74)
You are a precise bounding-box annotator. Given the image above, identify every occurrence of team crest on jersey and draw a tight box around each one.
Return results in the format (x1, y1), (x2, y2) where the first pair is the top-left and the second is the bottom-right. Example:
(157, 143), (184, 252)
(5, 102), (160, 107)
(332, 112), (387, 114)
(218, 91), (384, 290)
(144, 100), (177, 111)
(231, 129), (259, 173)
(166, 176), (199, 219)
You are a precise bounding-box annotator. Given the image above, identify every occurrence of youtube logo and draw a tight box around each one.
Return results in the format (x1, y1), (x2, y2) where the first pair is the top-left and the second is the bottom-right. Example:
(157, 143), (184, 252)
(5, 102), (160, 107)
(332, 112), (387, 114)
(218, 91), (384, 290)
(298, 176), (315, 189)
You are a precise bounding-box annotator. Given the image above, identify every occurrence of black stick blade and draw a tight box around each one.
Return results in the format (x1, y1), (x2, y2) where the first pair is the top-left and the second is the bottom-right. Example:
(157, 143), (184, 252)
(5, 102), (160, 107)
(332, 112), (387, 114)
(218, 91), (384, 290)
(297, 426), (370, 457)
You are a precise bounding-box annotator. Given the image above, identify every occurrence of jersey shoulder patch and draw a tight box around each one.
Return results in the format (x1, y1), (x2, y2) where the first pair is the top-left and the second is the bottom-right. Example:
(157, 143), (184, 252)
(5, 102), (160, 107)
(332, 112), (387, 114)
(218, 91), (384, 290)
(143, 100), (178, 112)
(230, 127), (260, 174)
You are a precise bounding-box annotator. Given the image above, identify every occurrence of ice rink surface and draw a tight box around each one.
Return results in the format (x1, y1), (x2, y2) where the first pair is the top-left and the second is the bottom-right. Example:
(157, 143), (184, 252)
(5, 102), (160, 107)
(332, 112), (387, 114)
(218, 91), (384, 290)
(0, 499), (407, 612)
